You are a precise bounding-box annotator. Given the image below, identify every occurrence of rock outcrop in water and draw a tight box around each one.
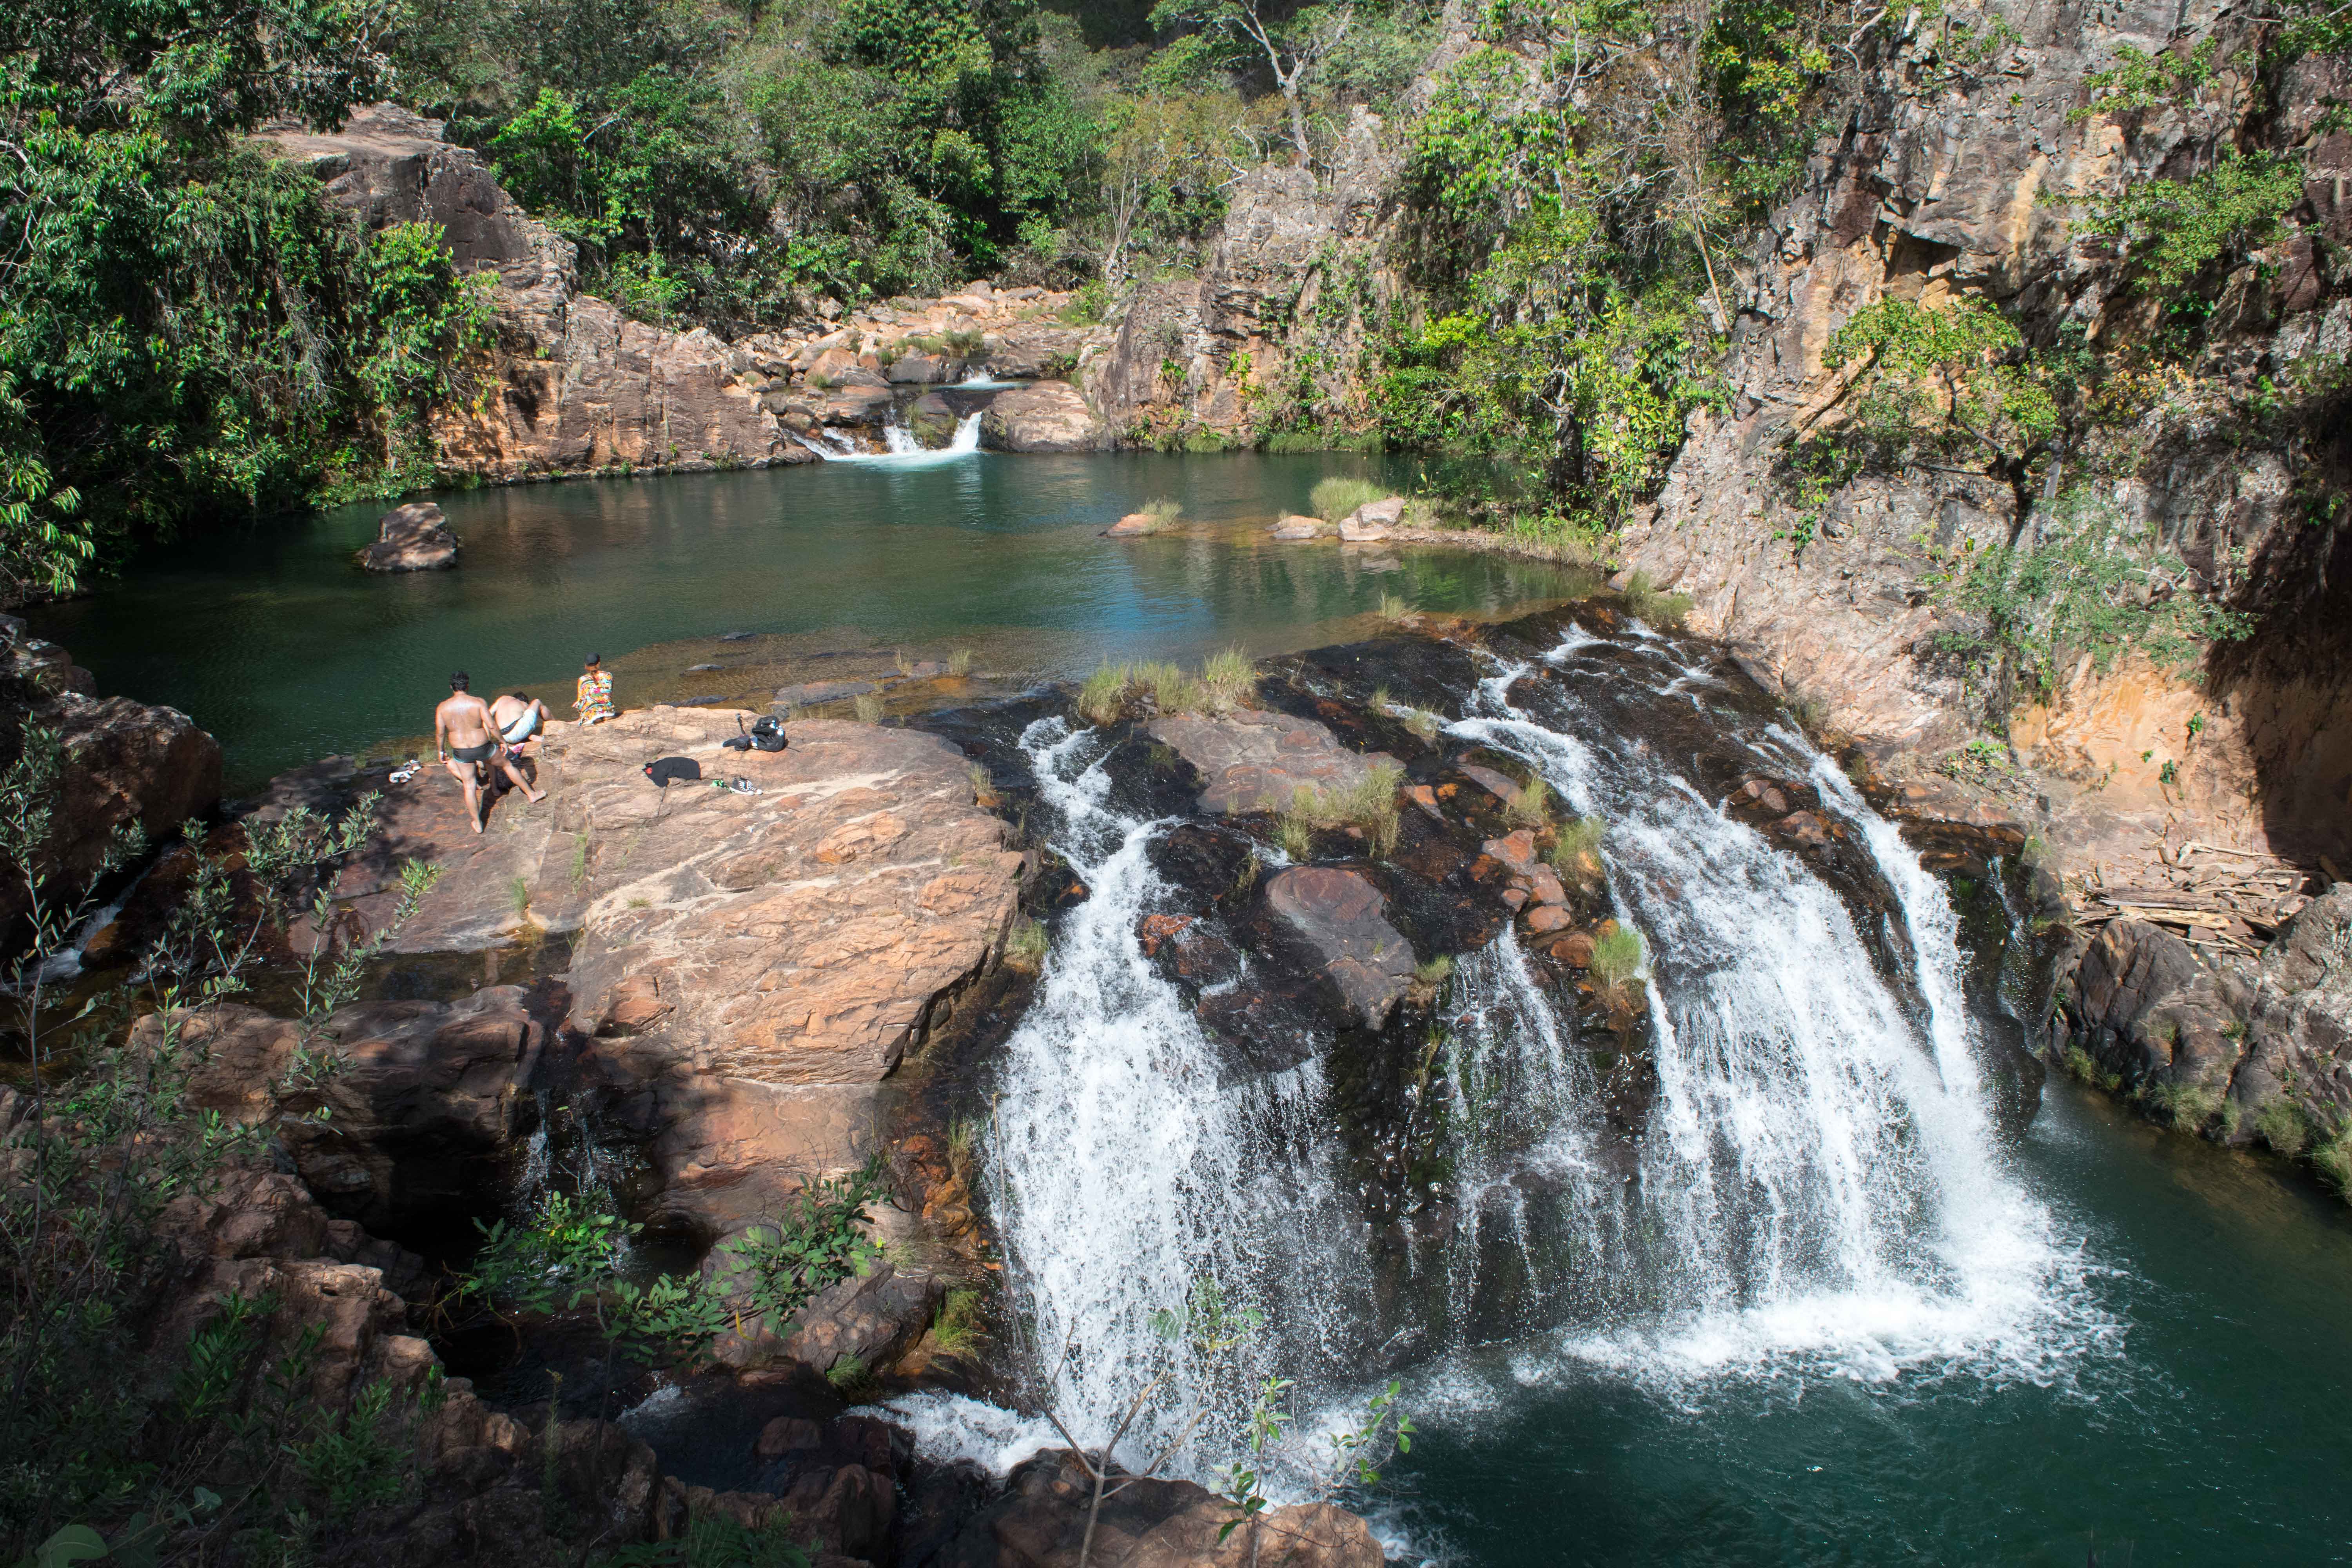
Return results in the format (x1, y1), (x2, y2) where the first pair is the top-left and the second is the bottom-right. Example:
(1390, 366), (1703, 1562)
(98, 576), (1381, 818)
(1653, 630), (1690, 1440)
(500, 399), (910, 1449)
(358, 501), (459, 571)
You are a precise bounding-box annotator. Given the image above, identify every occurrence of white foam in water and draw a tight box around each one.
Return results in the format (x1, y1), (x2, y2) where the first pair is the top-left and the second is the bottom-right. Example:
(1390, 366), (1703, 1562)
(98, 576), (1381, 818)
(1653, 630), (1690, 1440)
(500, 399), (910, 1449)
(878, 1391), (1067, 1474)
(926, 625), (2106, 1503)
(979, 717), (1361, 1475)
(1441, 632), (2103, 1395)
(826, 411), (982, 465)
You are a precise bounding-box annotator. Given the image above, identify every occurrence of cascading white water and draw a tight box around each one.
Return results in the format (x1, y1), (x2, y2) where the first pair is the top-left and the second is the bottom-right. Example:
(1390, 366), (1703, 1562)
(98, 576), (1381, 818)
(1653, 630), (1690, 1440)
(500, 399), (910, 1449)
(980, 717), (1363, 1472)
(1446, 632), (2081, 1381)
(827, 411), (983, 465)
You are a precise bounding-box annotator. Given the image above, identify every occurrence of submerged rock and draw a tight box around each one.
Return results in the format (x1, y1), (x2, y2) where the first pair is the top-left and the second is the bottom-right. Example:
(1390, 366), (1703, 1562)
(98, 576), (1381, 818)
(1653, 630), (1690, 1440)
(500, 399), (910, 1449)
(359, 501), (459, 571)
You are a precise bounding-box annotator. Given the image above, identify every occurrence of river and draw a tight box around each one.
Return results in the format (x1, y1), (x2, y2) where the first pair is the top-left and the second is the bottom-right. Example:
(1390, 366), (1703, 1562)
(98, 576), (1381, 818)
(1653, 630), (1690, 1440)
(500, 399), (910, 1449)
(40, 450), (2352, 1564)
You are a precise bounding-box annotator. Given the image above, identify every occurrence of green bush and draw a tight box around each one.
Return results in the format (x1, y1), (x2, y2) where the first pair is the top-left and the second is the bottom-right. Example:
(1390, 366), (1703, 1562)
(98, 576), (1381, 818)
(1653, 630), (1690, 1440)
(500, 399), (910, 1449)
(2254, 1099), (2312, 1156)
(1281, 761), (1404, 859)
(1588, 924), (1645, 991)
(1620, 571), (1694, 629)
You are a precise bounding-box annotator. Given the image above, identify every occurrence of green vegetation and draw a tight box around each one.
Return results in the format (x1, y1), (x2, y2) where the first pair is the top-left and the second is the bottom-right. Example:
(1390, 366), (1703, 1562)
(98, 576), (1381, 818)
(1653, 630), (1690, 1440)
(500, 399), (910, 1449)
(1927, 488), (2254, 721)
(1619, 572), (1694, 630)
(1588, 923), (1644, 991)
(1142, 495), (1185, 527)
(2255, 1099), (2312, 1157)
(598, 1511), (813, 1567)
(2145, 1080), (2225, 1135)
(1005, 912), (1051, 969)
(714, 1161), (887, 1334)
(1075, 650), (1257, 724)
(1548, 814), (1604, 879)
(2086, 151), (2305, 292)
(0, 737), (456, 1563)
(1279, 760), (1403, 858)
(0, 0), (492, 596)
(1310, 476), (1389, 522)
(927, 1288), (985, 1359)
(1505, 776), (1552, 827)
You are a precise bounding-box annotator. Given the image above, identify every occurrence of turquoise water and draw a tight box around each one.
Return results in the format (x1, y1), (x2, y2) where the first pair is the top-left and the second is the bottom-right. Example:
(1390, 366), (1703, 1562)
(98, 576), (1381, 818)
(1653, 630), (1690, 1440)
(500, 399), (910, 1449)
(35, 451), (1577, 790)
(1380, 1074), (2352, 1564)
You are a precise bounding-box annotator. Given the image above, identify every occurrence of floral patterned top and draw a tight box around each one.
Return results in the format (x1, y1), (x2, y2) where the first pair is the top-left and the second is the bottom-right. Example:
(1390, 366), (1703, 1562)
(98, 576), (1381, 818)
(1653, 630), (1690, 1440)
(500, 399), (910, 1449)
(575, 668), (615, 724)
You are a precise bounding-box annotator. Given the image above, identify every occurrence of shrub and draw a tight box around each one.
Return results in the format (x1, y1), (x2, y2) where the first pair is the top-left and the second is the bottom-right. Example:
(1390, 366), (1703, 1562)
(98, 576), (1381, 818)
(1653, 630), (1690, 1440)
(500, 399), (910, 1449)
(1282, 762), (1404, 858)
(947, 648), (975, 677)
(2148, 1080), (2224, 1134)
(1142, 495), (1184, 525)
(928, 1289), (984, 1360)
(2314, 1131), (2352, 1199)
(1377, 592), (1414, 622)
(853, 693), (884, 722)
(1588, 924), (1644, 991)
(1620, 571), (1693, 629)
(1310, 476), (1389, 523)
(1548, 815), (1604, 879)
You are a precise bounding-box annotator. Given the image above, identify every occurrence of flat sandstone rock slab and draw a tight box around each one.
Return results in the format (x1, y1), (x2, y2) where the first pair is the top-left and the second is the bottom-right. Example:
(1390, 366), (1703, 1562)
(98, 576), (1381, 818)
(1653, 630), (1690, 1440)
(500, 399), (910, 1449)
(1147, 710), (1392, 816)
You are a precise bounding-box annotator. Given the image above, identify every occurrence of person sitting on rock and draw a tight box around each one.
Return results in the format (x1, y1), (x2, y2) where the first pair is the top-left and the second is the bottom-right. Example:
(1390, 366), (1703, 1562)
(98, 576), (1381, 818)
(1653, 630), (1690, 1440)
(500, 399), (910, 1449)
(575, 653), (615, 725)
(486, 692), (550, 805)
(435, 672), (503, 834)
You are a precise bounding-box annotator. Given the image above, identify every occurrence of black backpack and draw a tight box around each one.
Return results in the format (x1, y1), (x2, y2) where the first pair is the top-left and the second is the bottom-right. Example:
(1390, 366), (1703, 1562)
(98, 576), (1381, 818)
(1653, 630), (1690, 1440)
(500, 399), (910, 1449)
(724, 714), (788, 753)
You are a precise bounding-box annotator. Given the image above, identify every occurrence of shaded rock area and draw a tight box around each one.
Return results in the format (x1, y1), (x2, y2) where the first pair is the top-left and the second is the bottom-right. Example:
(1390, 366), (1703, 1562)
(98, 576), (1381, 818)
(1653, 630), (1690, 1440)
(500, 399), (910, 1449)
(1147, 710), (1392, 815)
(359, 501), (459, 571)
(0, 615), (221, 946)
(2065, 884), (2352, 1145)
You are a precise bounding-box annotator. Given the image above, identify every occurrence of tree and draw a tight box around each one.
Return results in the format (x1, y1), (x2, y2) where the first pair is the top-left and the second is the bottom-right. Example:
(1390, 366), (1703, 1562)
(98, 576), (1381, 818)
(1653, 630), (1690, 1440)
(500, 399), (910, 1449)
(1148, 0), (1356, 168)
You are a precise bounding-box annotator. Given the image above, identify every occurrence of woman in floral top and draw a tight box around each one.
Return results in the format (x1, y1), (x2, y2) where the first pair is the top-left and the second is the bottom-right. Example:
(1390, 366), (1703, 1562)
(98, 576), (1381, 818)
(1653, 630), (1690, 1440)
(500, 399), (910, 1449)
(574, 653), (615, 724)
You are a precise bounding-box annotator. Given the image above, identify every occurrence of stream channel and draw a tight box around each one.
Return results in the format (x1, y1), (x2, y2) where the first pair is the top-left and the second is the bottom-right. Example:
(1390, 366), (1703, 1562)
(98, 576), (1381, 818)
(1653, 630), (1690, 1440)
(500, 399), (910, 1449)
(38, 447), (2352, 1564)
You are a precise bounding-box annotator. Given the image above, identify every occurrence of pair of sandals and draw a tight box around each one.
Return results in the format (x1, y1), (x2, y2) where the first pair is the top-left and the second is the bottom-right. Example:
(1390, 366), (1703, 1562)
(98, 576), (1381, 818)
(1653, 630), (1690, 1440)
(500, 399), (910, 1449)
(713, 776), (762, 795)
(388, 757), (422, 784)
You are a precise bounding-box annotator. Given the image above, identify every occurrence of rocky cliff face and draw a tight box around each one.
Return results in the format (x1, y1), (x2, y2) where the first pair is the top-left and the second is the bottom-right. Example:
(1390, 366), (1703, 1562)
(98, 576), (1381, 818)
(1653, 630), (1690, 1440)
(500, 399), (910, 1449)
(1612, 0), (2352, 875)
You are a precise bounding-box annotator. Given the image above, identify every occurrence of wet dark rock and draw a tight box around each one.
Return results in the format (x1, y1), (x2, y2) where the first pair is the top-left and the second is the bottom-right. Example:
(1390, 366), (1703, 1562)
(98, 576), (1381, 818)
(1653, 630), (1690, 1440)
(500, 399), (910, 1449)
(775, 678), (880, 707)
(1264, 866), (1417, 1029)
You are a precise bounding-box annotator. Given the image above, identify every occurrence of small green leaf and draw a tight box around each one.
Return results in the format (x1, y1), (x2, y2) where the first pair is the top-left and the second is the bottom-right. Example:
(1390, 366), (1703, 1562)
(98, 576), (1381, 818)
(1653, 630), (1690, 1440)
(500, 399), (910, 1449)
(33, 1525), (109, 1568)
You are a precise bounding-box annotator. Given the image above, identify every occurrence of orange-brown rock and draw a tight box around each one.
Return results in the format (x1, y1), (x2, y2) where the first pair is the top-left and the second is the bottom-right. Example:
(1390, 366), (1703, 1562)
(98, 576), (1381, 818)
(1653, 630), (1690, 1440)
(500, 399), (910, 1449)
(551, 710), (1022, 1084)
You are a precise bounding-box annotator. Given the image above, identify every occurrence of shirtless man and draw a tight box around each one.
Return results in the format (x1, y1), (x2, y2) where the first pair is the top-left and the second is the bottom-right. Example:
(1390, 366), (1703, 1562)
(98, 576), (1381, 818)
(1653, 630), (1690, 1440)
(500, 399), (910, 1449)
(434, 672), (505, 833)
(486, 692), (551, 805)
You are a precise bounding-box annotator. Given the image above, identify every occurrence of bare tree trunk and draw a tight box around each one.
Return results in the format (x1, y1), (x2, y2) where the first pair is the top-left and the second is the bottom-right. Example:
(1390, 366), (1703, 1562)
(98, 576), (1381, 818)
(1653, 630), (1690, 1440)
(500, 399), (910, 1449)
(1282, 82), (1312, 168)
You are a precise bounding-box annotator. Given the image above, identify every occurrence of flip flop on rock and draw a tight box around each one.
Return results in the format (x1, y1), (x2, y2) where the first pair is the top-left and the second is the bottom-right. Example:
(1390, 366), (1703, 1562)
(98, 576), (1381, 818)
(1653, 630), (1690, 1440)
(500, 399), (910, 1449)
(716, 776), (762, 795)
(388, 758), (421, 784)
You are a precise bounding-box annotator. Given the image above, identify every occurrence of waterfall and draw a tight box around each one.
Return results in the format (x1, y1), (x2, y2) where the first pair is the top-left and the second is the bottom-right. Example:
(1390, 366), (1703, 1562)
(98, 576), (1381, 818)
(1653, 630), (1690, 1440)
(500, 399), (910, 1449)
(981, 717), (1364, 1472)
(914, 619), (2090, 1496)
(1445, 630), (2083, 1382)
(828, 412), (982, 465)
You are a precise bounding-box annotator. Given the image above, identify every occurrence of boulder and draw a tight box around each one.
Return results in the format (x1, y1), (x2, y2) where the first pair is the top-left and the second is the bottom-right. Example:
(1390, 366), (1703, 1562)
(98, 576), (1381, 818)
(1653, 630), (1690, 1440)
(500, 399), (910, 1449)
(1270, 515), (1324, 539)
(1481, 829), (1540, 877)
(1338, 498), (1403, 542)
(359, 501), (459, 571)
(979, 382), (1107, 453)
(1264, 867), (1417, 1028)
(886, 353), (958, 384)
(767, 1259), (944, 1375)
(0, 619), (221, 944)
(1147, 710), (1393, 816)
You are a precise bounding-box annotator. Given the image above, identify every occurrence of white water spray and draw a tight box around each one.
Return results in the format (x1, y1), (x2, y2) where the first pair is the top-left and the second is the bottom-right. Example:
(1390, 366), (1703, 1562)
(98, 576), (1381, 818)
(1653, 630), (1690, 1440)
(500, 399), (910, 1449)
(826, 412), (983, 465)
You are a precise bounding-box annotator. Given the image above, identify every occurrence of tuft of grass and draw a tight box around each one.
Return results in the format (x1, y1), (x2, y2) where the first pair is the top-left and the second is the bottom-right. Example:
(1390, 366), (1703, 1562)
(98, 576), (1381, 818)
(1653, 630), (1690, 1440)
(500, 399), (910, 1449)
(928, 1289), (985, 1360)
(1310, 476), (1388, 523)
(2060, 1044), (2100, 1084)
(1376, 592), (1414, 623)
(2147, 1080), (2225, 1134)
(1078, 660), (1134, 725)
(1199, 645), (1257, 713)
(853, 693), (885, 723)
(1506, 776), (1553, 828)
(571, 831), (591, 886)
(947, 1115), (982, 1178)
(1274, 815), (1316, 861)
(1140, 661), (1205, 714)
(947, 648), (975, 677)
(1004, 914), (1049, 970)
(1785, 690), (1831, 738)
(1620, 570), (1694, 630)
(893, 647), (915, 677)
(2254, 1099), (2311, 1156)
(806, 370), (836, 390)
(967, 762), (999, 808)
(1371, 685), (1392, 713)
(510, 876), (532, 920)
(1142, 495), (1183, 526)
(1414, 954), (1454, 989)
(1549, 815), (1604, 872)
(2313, 1130), (2352, 1198)
(824, 1354), (877, 1399)
(1230, 851), (1261, 900)
(1589, 924), (1645, 992)
(1401, 707), (1440, 740)
(1282, 761), (1404, 858)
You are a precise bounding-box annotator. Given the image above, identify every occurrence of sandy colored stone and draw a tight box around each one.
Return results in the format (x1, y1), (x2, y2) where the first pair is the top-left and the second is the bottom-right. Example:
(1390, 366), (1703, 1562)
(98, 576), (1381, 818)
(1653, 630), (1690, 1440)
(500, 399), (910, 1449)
(1147, 710), (1391, 816)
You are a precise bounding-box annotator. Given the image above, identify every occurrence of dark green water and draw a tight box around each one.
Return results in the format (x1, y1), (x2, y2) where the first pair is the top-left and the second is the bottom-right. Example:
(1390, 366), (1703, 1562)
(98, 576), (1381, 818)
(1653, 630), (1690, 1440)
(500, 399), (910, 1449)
(35, 450), (1575, 790)
(1380, 1074), (2352, 1565)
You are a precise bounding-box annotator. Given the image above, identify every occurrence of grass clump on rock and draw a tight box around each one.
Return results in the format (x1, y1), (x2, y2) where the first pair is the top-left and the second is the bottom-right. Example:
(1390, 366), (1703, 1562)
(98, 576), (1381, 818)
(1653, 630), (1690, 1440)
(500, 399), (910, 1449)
(1004, 914), (1049, 970)
(1311, 476), (1389, 523)
(1549, 815), (1605, 878)
(1588, 922), (1645, 992)
(1076, 649), (1257, 725)
(1280, 761), (1404, 858)
(1620, 570), (1694, 630)
(1143, 495), (1183, 527)
(1505, 777), (1553, 828)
